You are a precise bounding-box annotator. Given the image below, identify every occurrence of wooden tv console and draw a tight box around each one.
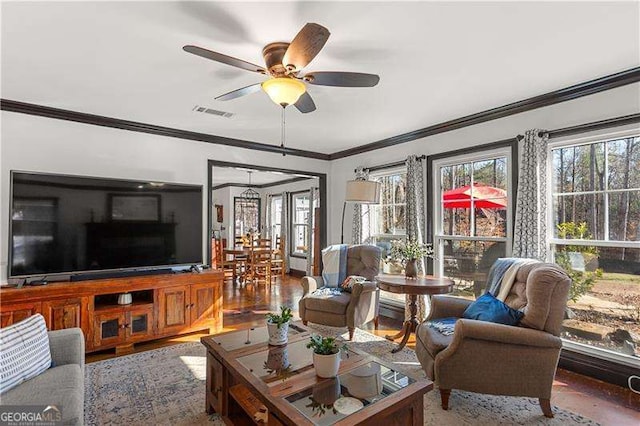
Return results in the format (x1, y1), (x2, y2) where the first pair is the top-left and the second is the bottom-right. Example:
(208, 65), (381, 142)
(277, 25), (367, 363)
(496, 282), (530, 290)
(0, 270), (224, 354)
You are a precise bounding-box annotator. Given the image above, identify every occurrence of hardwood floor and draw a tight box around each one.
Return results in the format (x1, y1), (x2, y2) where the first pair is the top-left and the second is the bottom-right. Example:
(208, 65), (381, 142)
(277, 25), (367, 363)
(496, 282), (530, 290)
(87, 275), (640, 424)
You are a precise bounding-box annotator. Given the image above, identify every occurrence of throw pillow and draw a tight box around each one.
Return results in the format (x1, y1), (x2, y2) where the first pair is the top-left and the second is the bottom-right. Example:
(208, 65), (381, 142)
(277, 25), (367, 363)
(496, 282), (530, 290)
(340, 275), (366, 293)
(0, 314), (52, 394)
(462, 293), (524, 326)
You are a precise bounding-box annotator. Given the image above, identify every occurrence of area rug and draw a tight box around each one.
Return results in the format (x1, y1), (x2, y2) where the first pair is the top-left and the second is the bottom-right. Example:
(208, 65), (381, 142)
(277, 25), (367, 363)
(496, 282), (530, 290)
(85, 325), (599, 425)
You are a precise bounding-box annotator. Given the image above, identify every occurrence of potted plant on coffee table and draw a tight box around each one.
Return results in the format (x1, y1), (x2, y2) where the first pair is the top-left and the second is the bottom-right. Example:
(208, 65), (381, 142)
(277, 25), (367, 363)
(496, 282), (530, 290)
(266, 306), (293, 346)
(307, 335), (348, 378)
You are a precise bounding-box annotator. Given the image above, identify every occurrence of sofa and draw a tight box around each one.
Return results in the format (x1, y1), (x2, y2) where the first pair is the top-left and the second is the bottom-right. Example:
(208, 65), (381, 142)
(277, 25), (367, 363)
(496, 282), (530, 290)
(299, 245), (382, 340)
(0, 327), (85, 425)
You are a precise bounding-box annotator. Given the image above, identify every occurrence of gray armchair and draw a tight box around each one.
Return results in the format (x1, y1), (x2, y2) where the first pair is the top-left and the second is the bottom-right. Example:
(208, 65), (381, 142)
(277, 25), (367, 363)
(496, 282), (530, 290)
(414, 262), (571, 418)
(299, 245), (382, 340)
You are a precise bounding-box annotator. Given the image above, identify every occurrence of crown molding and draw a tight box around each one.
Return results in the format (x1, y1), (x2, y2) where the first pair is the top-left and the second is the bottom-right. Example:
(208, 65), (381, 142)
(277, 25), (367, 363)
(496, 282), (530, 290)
(0, 99), (331, 161)
(3, 67), (639, 161)
(328, 67), (640, 159)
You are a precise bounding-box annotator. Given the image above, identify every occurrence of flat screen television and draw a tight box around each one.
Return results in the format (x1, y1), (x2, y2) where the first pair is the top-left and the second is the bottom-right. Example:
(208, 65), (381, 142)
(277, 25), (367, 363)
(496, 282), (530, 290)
(9, 171), (203, 278)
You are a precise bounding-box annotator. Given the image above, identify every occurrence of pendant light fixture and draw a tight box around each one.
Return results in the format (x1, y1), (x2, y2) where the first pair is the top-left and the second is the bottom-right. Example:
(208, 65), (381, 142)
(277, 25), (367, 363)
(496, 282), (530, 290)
(261, 78), (306, 107)
(261, 78), (306, 157)
(238, 171), (260, 236)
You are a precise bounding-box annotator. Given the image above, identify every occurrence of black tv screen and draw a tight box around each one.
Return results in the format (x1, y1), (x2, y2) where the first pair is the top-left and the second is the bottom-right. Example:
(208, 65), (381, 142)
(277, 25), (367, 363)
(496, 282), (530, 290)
(9, 171), (203, 277)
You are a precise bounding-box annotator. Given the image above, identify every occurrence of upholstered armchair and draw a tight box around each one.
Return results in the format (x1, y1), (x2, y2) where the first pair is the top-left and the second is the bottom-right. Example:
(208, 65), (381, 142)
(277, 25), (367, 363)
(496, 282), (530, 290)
(299, 245), (382, 340)
(414, 262), (571, 418)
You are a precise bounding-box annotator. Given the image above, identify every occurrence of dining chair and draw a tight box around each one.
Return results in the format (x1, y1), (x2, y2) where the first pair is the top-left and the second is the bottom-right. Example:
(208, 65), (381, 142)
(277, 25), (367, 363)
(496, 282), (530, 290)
(270, 236), (286, 282)
(246, 247), (272, 287)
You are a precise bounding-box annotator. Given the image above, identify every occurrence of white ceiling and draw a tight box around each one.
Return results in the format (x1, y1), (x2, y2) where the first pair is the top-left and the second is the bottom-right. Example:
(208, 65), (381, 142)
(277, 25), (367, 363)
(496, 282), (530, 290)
(211, 166), (310, 186)
(2, 1), (638, 154)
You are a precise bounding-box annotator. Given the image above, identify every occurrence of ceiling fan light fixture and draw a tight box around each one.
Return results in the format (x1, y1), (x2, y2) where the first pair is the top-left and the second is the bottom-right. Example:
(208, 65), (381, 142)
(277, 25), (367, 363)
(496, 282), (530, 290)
(261, 78), (306, 107)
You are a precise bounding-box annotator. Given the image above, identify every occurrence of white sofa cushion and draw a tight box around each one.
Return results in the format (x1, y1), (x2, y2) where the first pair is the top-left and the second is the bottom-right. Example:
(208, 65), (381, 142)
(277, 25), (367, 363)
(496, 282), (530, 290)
(0, 314), (52, 394)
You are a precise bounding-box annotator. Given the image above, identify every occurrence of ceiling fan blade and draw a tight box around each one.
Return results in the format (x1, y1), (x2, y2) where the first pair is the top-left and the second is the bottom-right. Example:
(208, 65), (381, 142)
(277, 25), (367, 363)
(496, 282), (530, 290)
(294, 91), (316, 113)
(303, 71), (380, 87)
(215, 83), (263, 101)
(183, 45), (266, 74)
(282, 23), (330, 72)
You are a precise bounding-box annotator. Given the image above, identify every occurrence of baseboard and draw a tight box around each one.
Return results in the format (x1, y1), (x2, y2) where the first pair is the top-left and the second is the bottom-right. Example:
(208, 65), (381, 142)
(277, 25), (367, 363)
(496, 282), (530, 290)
(559, 347), (637, 389)
(288, 269), (306, 277)
(379, 302), (404, 321)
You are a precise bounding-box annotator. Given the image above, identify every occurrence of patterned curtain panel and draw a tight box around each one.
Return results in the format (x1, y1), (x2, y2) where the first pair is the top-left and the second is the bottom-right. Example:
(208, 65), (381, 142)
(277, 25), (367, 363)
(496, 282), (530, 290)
(351, 167), (370, 244)
(513, 129), (549, 260)
(306, 187), (319, 275)
(265, 194), (273, 240)
(405, 155), (428, 322)
(280, 191), (291, 273)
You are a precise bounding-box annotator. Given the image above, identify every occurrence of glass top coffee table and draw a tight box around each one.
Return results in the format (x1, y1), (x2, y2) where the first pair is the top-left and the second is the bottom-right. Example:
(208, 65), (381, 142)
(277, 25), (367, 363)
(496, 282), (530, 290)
(201, 322), (432, 425)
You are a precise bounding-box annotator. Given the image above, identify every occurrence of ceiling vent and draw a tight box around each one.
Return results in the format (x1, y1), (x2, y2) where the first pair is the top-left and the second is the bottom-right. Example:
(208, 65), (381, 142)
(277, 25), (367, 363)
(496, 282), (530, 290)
(192, 105), (234, 118)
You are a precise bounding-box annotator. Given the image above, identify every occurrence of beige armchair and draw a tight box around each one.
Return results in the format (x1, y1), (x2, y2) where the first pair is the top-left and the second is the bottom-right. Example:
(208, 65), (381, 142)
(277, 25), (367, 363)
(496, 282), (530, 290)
(299, 245), (382, 340)
(415, 262), (571, 418)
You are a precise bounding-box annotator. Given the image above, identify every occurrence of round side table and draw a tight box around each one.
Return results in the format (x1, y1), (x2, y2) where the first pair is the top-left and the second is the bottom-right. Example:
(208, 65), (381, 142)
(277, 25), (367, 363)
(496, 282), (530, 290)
(376, 274), (455, 353)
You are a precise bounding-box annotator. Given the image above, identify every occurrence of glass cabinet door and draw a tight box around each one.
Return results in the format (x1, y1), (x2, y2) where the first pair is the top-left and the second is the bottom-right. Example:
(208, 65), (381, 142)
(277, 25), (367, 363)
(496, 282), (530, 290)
(127, 306), (154, 341)
(94, 312), (126, 347)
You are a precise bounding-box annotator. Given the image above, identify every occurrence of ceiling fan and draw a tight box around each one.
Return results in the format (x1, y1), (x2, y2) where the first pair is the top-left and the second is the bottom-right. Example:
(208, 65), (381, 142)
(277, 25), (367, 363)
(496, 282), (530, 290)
(183, 23), (380, 113)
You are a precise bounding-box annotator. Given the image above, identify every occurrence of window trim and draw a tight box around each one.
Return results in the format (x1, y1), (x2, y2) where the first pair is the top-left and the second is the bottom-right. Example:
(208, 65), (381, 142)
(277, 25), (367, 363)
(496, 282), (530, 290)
(431, 146), (514, 278)
(290, 190), (310, 258)
(546, 128), (640, 369)
(269, 194), (283, 243)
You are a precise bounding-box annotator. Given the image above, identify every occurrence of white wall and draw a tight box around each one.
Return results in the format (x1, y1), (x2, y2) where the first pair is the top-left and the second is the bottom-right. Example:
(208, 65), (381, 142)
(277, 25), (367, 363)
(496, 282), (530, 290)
(0, 112), (330, 280)
(211, 185), (249, 244)
(329, 83), (640, 245)
(2, 83), (639, 279)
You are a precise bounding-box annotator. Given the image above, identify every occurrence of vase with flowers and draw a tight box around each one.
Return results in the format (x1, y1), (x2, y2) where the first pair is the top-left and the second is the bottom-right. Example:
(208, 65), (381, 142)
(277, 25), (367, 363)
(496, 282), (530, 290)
(389, 239), (433, 279)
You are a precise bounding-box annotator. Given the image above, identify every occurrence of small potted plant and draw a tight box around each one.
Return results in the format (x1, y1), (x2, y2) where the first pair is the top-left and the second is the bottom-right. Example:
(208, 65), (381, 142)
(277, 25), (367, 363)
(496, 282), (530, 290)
(266, 306), (293, 346)
(389, 239), (433, 278)
(307, 335), (347, 378)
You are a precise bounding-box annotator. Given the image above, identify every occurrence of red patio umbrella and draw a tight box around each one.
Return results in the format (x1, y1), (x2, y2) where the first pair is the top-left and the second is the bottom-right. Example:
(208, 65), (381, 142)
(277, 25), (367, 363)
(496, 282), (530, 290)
(443, 183), (507, 209)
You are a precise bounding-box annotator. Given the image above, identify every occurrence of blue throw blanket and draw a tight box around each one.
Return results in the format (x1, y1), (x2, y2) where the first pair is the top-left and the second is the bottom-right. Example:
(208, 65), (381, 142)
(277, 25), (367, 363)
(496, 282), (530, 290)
(427, 317), (458, 336)
(321, 244), (348, 287)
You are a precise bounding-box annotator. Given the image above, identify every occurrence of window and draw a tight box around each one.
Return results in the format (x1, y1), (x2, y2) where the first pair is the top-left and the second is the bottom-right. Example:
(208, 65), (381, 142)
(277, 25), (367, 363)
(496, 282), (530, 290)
(433, 148), (512, 299)
(371, 171), (407, 238)
(368, 170), (408, 305)
(234, 197), (260, 238)
(291, 192), (310, 257)
(550, 134), (639, 360)
(270, 195), (282, 244)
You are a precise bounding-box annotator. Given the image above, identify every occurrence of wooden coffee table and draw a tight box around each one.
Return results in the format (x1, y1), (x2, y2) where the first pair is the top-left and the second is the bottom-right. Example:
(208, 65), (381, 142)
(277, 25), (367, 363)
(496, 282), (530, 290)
(201, 322), (432, 425)
(376, 274), (455, 353)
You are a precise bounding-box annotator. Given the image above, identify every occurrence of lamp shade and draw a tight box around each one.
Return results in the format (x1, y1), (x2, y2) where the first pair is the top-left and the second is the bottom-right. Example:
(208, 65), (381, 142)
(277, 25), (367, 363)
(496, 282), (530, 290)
(261, 78), (306, 106)
(345, 180), (380, 204)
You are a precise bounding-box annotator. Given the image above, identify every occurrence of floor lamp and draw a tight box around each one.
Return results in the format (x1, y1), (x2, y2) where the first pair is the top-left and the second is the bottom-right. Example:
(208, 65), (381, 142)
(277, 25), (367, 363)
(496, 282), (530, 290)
(341, 180), (381, 244)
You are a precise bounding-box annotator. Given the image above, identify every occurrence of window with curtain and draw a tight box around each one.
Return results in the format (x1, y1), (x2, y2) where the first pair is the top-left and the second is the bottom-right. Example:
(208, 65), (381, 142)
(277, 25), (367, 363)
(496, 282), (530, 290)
(291, 192), (309, 257)
(549, 134), (639, 361)
(433, 148), (512, 299)
(234, 197), (260, 238)
(270, 195), (282, 244)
